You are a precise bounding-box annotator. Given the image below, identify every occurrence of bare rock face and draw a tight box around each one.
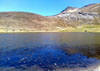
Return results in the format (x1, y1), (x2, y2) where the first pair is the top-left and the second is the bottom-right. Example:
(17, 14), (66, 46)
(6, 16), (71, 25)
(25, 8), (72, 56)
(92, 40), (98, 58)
(61, 6), (79, 14)
(54, 3), (100, 24)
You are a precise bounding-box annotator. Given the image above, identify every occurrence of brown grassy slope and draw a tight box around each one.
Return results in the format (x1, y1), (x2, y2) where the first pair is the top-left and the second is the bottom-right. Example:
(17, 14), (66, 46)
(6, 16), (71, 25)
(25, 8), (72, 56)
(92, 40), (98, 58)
(0, 12), (67, 32)
(80, 3), (100, 12)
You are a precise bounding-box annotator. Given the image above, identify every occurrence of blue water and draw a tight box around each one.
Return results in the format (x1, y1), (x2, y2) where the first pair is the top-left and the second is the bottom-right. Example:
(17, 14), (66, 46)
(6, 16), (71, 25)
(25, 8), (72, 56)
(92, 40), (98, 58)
(0, 45), (100, 70)
(0, 33), (100, 71)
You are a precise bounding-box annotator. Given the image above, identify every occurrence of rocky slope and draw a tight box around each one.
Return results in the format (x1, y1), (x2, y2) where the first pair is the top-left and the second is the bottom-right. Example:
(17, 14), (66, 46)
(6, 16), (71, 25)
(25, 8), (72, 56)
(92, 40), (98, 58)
(54, 3), (100, 24)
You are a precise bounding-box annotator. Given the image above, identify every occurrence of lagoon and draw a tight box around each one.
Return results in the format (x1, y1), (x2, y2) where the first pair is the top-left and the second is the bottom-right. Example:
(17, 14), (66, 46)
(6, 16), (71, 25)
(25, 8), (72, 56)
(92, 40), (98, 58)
(0, 33), (100, 71)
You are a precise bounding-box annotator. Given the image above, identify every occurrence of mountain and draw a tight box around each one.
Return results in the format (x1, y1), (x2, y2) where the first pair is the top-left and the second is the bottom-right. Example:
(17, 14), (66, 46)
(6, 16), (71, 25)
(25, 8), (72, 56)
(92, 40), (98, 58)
(54, 3), (100, 24)
(61, 6), (79, 13)
(0, 3), (100, 32)
(0, 12), (66, 32)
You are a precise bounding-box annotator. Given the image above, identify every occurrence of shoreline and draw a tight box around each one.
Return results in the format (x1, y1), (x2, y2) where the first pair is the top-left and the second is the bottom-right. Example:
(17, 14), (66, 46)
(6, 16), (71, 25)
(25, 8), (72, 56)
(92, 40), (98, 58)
(0, 25), (100, 33)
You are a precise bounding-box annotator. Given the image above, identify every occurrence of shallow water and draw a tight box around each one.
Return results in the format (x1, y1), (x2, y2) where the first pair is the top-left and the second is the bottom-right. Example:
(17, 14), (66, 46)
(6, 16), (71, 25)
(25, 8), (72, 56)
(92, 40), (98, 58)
(0, 33), (100, 71)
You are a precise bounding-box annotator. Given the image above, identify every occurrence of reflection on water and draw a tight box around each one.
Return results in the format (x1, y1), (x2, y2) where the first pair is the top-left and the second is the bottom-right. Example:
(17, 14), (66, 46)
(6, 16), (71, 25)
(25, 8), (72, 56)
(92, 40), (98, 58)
(0, 33), (100, 71)
(0, 33), (100, 49)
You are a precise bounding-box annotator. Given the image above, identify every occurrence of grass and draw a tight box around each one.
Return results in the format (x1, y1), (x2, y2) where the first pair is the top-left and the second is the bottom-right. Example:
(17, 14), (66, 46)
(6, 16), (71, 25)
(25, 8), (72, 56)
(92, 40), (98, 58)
(0, 28), (61, 33)
(60, 24), (100, 32)
(0, 24), (100, 33)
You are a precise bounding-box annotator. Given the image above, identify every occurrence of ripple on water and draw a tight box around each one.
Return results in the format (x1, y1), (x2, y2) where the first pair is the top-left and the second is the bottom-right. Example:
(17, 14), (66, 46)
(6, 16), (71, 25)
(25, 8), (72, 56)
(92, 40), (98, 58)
(0, 45), (100, 71)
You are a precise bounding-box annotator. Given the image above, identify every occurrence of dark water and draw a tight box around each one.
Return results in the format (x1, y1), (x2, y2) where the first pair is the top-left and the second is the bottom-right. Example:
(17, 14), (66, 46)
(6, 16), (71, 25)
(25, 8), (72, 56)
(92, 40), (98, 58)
(0, 33), (100, 71)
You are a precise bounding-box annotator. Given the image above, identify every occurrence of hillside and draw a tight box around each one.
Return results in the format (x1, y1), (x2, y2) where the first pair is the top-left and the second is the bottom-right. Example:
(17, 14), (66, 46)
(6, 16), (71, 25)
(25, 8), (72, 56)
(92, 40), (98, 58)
(55, 3), (100, 24)
(0, 3), (100, 32)
(0, 12), (66, 32)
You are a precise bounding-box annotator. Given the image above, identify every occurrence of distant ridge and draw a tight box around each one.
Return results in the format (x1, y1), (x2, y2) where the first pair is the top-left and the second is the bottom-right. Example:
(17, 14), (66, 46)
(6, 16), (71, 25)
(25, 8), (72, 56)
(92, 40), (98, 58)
(53, 3), (100, 24)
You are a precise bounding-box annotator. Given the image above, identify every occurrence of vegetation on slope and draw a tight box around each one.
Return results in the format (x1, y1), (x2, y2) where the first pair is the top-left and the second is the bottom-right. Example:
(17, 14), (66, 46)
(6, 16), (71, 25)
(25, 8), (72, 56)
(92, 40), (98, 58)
(0, 12), (67, 32)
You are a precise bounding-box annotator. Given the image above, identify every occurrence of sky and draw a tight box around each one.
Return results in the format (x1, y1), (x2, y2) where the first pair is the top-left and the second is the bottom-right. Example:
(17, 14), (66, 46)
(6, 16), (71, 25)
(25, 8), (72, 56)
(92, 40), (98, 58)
(0, 0), (100, 16)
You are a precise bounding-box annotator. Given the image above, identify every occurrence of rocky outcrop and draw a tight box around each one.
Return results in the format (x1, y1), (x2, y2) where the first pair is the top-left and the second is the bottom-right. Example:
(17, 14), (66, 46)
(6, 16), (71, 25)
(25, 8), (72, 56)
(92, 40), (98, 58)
(54, 3), (100, 24)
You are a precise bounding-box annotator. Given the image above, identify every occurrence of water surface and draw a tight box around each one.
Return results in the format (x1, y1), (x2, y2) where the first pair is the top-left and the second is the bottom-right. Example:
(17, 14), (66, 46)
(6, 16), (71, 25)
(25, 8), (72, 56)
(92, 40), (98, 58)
(0, 33), (100, 71)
